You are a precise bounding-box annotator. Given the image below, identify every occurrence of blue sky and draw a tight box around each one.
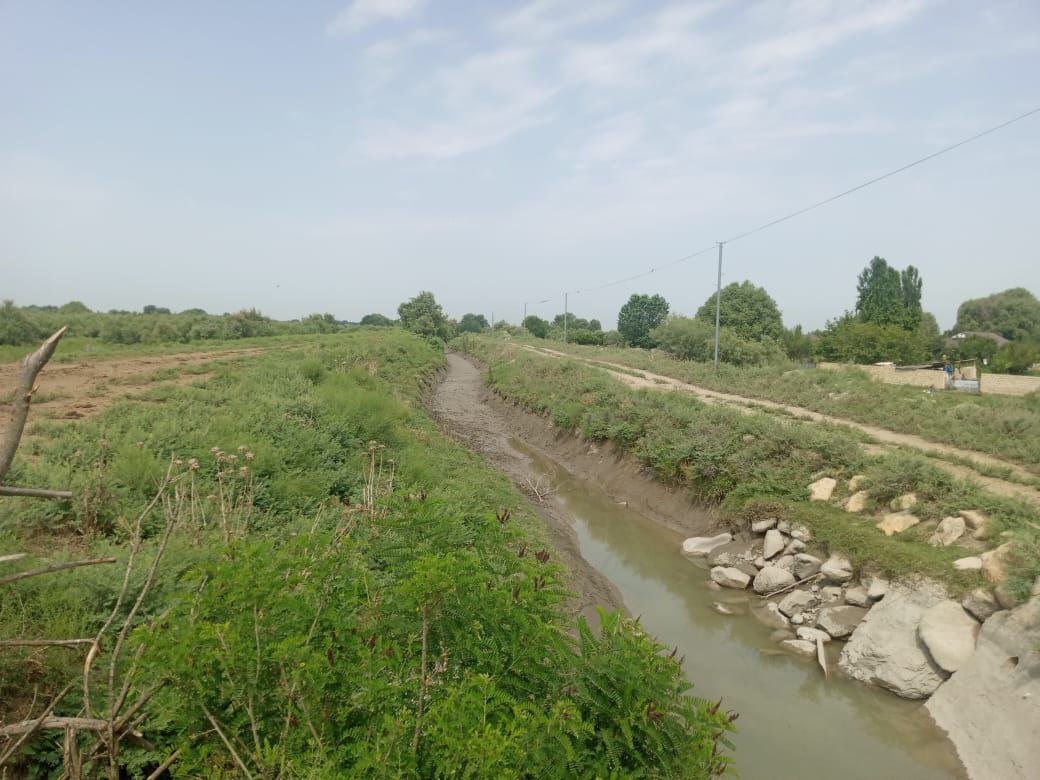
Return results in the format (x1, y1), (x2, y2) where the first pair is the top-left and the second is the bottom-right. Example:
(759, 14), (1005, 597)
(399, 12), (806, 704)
(2, 0), (1038, 330)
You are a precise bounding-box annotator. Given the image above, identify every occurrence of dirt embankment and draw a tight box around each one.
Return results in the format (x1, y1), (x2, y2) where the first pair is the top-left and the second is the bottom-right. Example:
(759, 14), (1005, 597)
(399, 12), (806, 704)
(429, 353), (718, 622)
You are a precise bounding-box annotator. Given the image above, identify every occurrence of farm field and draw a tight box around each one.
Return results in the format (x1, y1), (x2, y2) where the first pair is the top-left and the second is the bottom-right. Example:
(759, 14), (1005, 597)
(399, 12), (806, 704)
(0, 331), (732, 776)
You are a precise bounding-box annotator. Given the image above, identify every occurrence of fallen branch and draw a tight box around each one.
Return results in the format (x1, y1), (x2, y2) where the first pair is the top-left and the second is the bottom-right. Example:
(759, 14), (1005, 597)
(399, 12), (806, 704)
(0, 685), (74, 766)
(0, 327), (66, 483)
(0, 716), (107, 738)
(0, 557), (117, 587)
(758, 572), (823, 600)
(0, 639), (93, 649)
(145, 748), (182, 780)
(202, 704), (256, 780)
(0, 485), (74, 499)
(0, 553), (27, 565)
(815, 636), (829, 679)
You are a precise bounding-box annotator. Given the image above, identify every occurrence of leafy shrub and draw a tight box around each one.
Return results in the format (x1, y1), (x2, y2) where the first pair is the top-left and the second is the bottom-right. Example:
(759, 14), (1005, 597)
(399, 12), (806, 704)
(651, 317), (786, 366)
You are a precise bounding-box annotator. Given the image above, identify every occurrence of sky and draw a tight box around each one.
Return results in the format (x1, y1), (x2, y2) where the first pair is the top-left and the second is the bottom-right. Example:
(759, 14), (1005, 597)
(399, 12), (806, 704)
(2, 0), (1038, 331)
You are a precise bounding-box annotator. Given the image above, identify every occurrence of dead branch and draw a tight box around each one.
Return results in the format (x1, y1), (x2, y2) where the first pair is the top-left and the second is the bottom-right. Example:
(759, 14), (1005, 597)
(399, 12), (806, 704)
(0, 684), (74, 766)
(145, 748), (182, 780)
(411, 606), (429, 754)
(816, 636), (829, 679)
(0, 485), (74, 499)
(0, 716), (106, 738)
(0, 553), (27, 565)
(202, 704), (256, 780)
(524, 474), (556, 503)
(758, 572), (823, 600)
(0, 327), (66, 483)
(0, 557), (117, 587)
(0, 639), (93, 649)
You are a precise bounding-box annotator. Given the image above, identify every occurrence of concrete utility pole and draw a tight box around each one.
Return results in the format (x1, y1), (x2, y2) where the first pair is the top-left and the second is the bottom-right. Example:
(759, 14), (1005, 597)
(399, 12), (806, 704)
(713, 242), (724, 370)
(491, 312), (495, 329)
(564, 292), (569, 344)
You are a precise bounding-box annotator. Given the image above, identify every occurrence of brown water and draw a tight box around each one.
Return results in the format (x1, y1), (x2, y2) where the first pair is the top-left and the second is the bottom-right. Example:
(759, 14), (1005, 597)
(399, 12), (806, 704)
(515, 440), (966, 780)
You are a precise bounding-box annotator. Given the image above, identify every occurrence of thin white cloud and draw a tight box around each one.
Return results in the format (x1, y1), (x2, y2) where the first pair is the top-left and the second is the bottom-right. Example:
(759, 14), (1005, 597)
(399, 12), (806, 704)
(327, 0), (423, 37)
(571, 114), (644, 168)
(495, 0), (628, 39)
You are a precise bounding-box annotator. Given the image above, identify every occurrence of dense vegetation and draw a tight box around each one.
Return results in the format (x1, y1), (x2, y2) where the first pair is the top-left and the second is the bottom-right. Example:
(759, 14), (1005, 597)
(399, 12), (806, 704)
(953, 287), (1040, 342)
(1, 331), (734, 776)
(458, 338), (1040, 601)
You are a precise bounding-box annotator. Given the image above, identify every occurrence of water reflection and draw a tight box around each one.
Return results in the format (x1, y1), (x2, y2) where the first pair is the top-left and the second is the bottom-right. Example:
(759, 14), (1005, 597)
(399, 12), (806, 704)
(514, 440), (964, 780)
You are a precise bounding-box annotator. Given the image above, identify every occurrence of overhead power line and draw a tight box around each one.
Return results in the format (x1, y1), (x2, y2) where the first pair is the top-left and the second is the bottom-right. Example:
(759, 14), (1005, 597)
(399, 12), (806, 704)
(523, 104), (1040, 311)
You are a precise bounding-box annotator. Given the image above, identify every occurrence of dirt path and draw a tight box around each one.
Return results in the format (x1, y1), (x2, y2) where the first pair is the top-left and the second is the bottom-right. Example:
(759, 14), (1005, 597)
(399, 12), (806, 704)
(0, 346), (271, 423)
(429, 353), (628, 621)
(523, 345), (1040, 506)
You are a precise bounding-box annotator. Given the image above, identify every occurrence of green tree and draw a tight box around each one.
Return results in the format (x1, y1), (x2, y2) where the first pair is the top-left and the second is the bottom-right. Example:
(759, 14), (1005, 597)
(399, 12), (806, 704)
(991, 341), (1040, 375)
(522, 315), (549, 338)
(953, 287), (1040, 341)
(854, 257), (922, 329)
(782, 325), (814, 361)
(360, 313), (393, 327)
(301, 313), (340, 333)
(398, 291), (450, 339)
(694, 282), (783, 342)
(0, 300), (43, 345)
(816, 314), (927, 364)
(59, 300), (91, 314)
(916, 312), (943, 359)
(949, 335), (1000, 363)
(458, 313), (489, 333)
(651, 316), (785, 366)
(142, 304), (172, 315)
(617, 294), (669, 348)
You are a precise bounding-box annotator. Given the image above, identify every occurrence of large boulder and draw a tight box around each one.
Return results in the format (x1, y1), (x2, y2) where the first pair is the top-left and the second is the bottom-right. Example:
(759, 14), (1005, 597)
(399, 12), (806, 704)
(961, 588), (1000, 622)
(762, 529), (785, 559)
(820, 553), (854, 584)
(890, 492), (918, 511)
(918, 600), (979, 673)
(953, 556), (982, 572)
(816, 605), (868, 639)
(779, 639), (816, 657)
(753, 566), (795, 595)
(981, 543), (1013, 584)
(844, 585), (871, 607)
(793, 553), (822, 580)
(959, 509), (989, 540)
(926, 598), (1040, 780)
(927, 516), (965, 548)
(847, 474), (866, 492)
(808, 477), (836, 501)
(838, 583), (947, 699)
(710, 566), (751, 590)
(876, 512), (920, 536)
(750, 517), (777, 534)
(789, 524), (811, 542)
(796, 626), (832, 643)
(682, 533), (732, 555)
(844, 490), (869, 513)
(778, 589), (815, 617)
(772, 555), (796, 574)
(708, 539), (754, 566)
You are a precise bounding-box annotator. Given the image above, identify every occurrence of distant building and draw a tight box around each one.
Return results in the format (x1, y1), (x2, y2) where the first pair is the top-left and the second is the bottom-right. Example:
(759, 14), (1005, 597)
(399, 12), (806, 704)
(944, 331), (1010, 349)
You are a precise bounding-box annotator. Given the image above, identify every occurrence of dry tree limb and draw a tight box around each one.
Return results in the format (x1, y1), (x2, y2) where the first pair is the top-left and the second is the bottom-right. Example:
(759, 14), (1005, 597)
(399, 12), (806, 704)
(0, 639), (93, 649)
(758, 572), (823, 600)
(0, 684), (74, 766)
(0, 558), (116, 587)
(0, 486), (73, 499)
(145, 748), (182, 780)
(0, 327), (66, 483)
(0, 553), (28, 565)
(816, 636), (829, 679)
(202, 704), (256, 780)
(411, 606), (430, 755)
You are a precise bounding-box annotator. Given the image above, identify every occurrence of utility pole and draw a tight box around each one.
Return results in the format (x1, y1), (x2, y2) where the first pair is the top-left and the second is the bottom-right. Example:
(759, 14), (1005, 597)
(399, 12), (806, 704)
(491, 312), (495, 329)
(564, 292), (569, 344)
(713, 242), (724, 371)
(523, 302), (527, 325)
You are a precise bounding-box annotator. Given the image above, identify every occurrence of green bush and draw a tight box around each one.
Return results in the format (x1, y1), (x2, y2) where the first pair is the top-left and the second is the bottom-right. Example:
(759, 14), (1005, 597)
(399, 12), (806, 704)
(651, 316), (786, 366)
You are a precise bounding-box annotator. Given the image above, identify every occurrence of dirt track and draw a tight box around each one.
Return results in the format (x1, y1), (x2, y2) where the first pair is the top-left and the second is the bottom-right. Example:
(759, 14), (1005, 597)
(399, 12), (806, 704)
(524, 345), (1040, 506)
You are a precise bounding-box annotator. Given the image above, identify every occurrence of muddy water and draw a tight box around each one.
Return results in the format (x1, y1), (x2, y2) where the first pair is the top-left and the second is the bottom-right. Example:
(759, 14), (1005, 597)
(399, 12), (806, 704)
(515, 440), (966, 780)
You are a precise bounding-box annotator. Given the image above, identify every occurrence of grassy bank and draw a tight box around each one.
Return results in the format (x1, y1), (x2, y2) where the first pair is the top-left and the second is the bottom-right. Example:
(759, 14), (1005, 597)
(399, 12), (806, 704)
(1, 330), (734, 777)
(458, 337), (1040, 600)
(509, 337), (1040, 471)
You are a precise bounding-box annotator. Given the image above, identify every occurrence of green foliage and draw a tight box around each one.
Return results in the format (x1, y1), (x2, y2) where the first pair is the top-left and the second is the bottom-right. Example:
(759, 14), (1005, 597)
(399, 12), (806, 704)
(569, 329), (604, 345)
(651, 317), (786, 366)
(397, 291), (452, 340)
(551, 313), (600, 334)
(781, 325), (814, 362)
(992, 341), (1040, 375)
(0, 299), (43, 345)
(617, 294), (670, 349)
(694, 281), (783, 342)
(300, 312), (341, 333)
(854, 257), (923, 330)
(954, 287), (1040, 341)
(816, 314), (927, 364)
(523, 315), (550, 339)
(458, 313), (490, 333)
(360, 313), (394, 327)
(948, 335), (1000, 363)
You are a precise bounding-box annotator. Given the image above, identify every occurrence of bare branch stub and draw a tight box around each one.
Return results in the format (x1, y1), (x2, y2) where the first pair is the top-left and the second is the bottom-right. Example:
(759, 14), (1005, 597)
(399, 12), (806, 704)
(0, 326), (67, 483)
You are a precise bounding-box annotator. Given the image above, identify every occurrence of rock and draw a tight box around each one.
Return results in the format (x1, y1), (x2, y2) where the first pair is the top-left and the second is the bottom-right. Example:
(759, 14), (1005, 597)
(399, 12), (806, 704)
(918, 600), (980, 673)
(777, 520), (791, 533)
(797, 626), (832, 643)
(790, 524), (812, 542)
(961, 588), (1000, 622)
(866, 578), (888, 601)
(845, 490), (869, 513)
(762, 529), (785, 559)
(839, 583), (947, 699)
(981, 543), (1013, 584)
(959, 509), (990, 540)
(772, 555), (796, 574)
(753, 566), (796, 595)
(789, 614), (805, 625)
(926, 598), (1040, 780)
(754, 601), (790, 630)
(793, 553), (822, 580)
(848, 474), (866, 492)
(741, 433), (756, 444)
(732, 561), (760, 580)
(820, 553), (854, 584)
(876, 512), (921, 536)
(711, 602), (738, 615)
(994, 583), (1020, 610)
(891, 492), (918, 511)
(753, 556), (766, 569)
(820, 586), (844, 604)
(682, 533), (732, 555)
(783, 539), (806, 555)
(708, 539), (754, 566)
(778, 589), (816, 617)
(808, 477), (836, 501)
(751, 518), (777, 533)
(953, 556), (982, 572)
(845, 586), (871, 607)
(817, 605), (868, 639)
(928, 516), (966, 547)
(780, 638), (817, 657)
(710, 566), (751, 589)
